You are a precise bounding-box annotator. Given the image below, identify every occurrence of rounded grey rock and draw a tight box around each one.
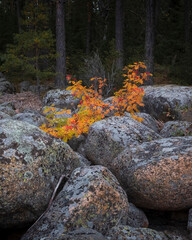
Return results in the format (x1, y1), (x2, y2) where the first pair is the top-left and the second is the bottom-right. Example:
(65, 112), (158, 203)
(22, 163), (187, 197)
(0, 119), (87, 228)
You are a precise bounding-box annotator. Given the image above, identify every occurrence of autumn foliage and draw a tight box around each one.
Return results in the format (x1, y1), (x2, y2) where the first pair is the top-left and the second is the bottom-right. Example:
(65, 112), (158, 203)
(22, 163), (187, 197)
(40, 62), (150, 142)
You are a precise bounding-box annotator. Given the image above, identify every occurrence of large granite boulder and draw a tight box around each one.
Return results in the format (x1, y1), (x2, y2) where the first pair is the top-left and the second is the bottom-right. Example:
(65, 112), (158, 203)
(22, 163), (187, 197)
(103, 98), (160, 133)
(0, 102), (16, 116)
(113, 136), (192, 210)
(43, 89), (80, 110)
(19, 81), (31, 92)
(141, 85), (192, 122)
(160, 121), (192, 137)
(84, 116), (161, 166)
(21, 166), (129, 240)
(12, 111), (47, 127)
(125, 112), (159, 133)
(19, 81), (52, 94)
(29, 84), (51, 94)
(126, 203), (149, 228)
(0, 120), (88, 228)
(106, 225), (187, 240)
(0, 73), (15, 94)
(49, 228), (106, 240)
(0, 111), (11, 120)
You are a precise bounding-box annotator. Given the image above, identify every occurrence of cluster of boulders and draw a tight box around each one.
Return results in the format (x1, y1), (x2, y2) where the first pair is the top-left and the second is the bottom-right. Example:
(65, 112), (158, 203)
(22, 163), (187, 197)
(0, 72), (51, 96)
(0, 76), (191, 239)
(19, 80), (51, 94)
(0, 73), (15, 95)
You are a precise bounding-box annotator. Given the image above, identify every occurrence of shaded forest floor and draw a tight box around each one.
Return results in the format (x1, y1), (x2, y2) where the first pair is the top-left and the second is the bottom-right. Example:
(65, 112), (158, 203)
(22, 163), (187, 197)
(0, 92), (42, 113)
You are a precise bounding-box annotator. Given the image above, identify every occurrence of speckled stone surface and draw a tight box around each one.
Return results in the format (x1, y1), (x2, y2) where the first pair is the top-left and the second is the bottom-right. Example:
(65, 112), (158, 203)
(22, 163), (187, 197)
(141, 85), (192, 122)
(12, 112), (47, 127)
(126, 203), (149, 228)
(0, 102), (16, 116)
(21, 166), (129, 240)
(0, 111), (11, 120)
(0, 119), (87, 228)
(84, 116), (161, 166)
(125, 112), (159, 133)
(113, 136), (192, 210)
(0, 73), (15, 94)
(43, 89), (80, 110)
(160, 121), (192, 137)
(136, 112), (159, 133)
(106, 225), (187, 240)
(46, 228), (106, 240)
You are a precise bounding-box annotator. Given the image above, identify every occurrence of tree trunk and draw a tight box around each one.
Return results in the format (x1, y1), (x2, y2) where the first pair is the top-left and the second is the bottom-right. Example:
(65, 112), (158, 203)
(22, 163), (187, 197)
(145, 0), (155, 85)
(86, 0), (91, 55)
(155, 0), (160, 28)
(184, 0), (191, 79)
(35, 47), (40, 97)
(56, 0), (66, 88)
(16, 0), (21, 33)
(185, 0), (191, 51)
(115, 0), (123, 70)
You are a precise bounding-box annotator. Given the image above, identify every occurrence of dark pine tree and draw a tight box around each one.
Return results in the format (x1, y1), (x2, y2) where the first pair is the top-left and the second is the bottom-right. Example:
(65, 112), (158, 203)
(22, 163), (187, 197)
(145, 0), (155, 84)
(16, 0), (21, 33)
(185, 0), (191, 51)
(56, 0), (66, 88)
(86, 0), (91, 55)
(0, 0), (55, 92)
(115, 0), (123, 69)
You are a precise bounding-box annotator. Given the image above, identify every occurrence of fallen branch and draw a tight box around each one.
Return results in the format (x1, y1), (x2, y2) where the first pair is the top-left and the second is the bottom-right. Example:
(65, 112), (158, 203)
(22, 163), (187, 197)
(26, 174), (66, 233)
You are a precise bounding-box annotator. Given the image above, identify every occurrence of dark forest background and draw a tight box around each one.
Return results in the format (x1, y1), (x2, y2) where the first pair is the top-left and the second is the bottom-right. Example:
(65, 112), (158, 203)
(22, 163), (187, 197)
(0, 0), (191, 92)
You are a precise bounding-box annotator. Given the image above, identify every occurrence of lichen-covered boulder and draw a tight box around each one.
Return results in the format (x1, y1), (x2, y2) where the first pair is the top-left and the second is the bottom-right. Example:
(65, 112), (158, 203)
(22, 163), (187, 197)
(43, 89), (80, 110)
(0, 111), (11, 120)
(84, 116), (161, 166)
(113, 136), (192, 210)
(47, 228), (106, 240)
(19, 81), (31, 92)
(126, 203), (149, 228)
(12, 112), (47, 127)
(29, 84), (51, 94)
(0, 73), (15, 94)
(0, 119), (88, 228)
(125, 112), (159, 133)
(103, 98), (160, 132)
(136, 112), (159, 133)
(0, 102), (16, 116)
(106, 225), (185, 240)
(160, 121), (192, 137)
(141, 85), (192, 122)
(21, 166), (129, 240)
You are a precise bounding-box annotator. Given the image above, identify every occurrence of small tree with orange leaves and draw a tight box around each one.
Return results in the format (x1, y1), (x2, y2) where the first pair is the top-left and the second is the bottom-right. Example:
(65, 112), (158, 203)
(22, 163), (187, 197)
(40, 62), (151, 142)
(112, 61), (151, 121)
(40, 77), (112, 142)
